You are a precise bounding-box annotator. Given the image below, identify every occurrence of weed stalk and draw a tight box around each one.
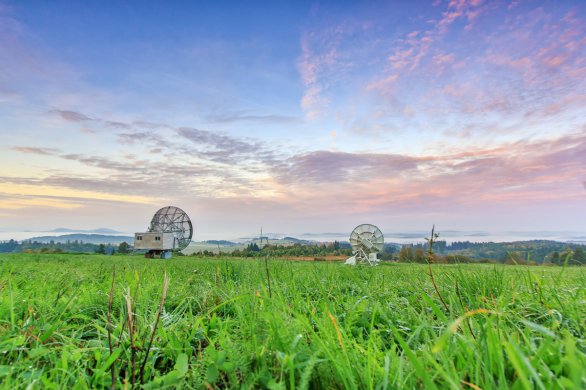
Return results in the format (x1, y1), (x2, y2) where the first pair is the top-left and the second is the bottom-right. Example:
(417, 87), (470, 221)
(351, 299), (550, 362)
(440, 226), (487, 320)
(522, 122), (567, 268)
(264, 254), (272, 298)
(140, 271), (170, 384)
(107, 266), (116, 389)
(124, 289), (136, 388)
(455, 280), (475, 340)
(426, 225), (450, 314)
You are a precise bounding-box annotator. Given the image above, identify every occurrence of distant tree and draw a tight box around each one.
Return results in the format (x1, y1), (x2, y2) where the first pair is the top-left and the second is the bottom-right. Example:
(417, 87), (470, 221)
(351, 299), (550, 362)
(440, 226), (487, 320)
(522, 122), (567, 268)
(505, 251), (524, 265)
(246, 243), (260, 252)
(560, 250), (573, 265)
(434, 240), (447, 254)
(118, 241), (130, 254)
(398, 245), (414, 262)
(445, 254), (470, 264)
(573, 247), (586, 264)
(550, 251), (560, 265)
(378, 245), (397, 261)
(333, 240), (340, 250)
(0, 239), (19, 253)
(96, 244), (106, 254)
(414, 248), (426, 263)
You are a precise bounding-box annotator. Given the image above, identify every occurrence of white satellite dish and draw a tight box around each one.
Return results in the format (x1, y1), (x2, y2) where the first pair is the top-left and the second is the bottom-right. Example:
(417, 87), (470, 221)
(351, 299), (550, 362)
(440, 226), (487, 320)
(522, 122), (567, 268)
(345, 224), (384, 266)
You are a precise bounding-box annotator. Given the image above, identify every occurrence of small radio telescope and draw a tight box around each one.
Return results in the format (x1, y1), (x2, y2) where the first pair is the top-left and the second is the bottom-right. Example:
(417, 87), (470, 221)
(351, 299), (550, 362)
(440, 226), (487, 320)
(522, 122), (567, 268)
(134, 206), (193, 259)
(345, 224), (384, 266)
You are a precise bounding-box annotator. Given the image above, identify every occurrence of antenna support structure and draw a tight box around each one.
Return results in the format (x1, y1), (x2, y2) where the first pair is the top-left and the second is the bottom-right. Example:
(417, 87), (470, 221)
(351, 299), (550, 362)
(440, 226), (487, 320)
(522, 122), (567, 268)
(345, 224), (384, 266)
(133, 206), (193, 259)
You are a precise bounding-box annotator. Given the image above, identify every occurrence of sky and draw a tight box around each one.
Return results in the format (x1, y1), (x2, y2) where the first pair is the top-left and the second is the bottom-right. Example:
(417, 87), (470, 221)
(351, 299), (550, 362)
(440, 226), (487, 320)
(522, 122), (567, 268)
(0, 0), (585, 239)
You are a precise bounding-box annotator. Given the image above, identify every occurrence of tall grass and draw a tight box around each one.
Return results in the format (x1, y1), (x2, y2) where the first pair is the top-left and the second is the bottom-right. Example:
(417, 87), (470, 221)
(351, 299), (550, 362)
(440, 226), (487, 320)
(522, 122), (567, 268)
(0, 253), (584, 388)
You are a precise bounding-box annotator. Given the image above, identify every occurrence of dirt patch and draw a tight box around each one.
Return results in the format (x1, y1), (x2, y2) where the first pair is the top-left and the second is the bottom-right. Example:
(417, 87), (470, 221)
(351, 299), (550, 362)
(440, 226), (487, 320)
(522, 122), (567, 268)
(276, 255), (347, 261)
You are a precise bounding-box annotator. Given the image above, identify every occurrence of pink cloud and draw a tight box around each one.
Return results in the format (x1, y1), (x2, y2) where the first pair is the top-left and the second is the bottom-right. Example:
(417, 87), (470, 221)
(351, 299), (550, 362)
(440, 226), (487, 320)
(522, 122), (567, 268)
(274, 132), (586, 217)
(297, 17), (381, 118)
(485, 8), (585, 81)
(387, 0), (486, 71)
(363, 1), (585, 133)
(432, 53), (455, 65)
(441, 83), (473, 97)
(297, 33), (337, 116)
(365, 74), (398, 96)
(364, 0), (491, 104)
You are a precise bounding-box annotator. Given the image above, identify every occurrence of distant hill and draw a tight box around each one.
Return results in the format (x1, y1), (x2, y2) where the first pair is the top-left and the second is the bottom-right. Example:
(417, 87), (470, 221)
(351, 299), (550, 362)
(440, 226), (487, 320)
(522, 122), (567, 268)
(49, 228), (123, 234)
(204, 240), (238, 246)
(25, 234), (133, 245)
(404, 239), (585, 263)
(282, 236), (312, 244)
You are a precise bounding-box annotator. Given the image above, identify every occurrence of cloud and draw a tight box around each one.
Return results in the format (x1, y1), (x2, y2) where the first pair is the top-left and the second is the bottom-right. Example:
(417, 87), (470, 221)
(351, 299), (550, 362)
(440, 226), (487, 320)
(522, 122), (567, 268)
(49, 109), (131, 129)
(295, 1), (499, 132)
(358, 1), (586, 142)
(49, 109), (92, 122)
(277, 150), (421, 184)
(176, 127), (270, 164)
(297, 33), (336, 117)
(16, 105), (586, 200)
(472, 8), (586, 119)
(0, 12), (83, 103)
(49, 106), (293, 136)
(10, 146), (60, 155)
(7, 126), (586, 228)
(264, 131), (586, 218)
(77, 112), (284, 167)
(60, 154), (145, 173)
(9, 120), (278, 200)
(0, 192), (83, 210)
(206, 112), (301, 124)
(132, 121), (172, 129)
(296, 20), (369, 117)
(387, 0), (486, 72)
(0, 162), (244, 200)
(177, 126), (251, 149)
(104, 120), (132, 129)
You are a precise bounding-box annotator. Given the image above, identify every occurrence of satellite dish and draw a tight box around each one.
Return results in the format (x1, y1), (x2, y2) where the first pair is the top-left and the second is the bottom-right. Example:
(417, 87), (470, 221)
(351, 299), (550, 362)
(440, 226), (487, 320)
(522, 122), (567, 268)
(345, 224), (384, 266)
(148, 206), (193, 251)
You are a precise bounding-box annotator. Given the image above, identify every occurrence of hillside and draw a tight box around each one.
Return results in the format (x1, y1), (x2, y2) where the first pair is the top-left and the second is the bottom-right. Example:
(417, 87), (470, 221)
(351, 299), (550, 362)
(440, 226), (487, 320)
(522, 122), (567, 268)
(24, 234), (133, 245)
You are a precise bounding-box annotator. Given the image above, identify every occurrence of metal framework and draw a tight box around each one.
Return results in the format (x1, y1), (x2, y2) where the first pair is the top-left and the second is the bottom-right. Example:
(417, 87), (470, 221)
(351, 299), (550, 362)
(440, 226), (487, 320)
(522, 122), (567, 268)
(148, 206), (193, 251)
(346, 224), (384, 266)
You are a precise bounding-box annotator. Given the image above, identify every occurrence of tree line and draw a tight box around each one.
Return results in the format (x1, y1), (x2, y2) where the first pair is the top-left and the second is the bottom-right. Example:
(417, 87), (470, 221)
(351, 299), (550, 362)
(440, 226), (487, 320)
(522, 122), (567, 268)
(2, 237), (584, 265)
(191, 241), (399, 260)
(0, 239), (132, 255)
(396, 241), (586, 265)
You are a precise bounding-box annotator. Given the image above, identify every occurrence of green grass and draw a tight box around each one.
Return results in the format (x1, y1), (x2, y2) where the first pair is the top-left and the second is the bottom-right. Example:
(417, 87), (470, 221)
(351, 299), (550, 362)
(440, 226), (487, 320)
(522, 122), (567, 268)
(0, 254), (584, 389)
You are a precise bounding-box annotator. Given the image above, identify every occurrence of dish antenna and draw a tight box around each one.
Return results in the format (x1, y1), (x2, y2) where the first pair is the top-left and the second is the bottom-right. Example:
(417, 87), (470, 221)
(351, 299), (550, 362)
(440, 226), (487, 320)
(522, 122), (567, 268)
(345, 224), (384, 266)
(134, 206), (193, 258)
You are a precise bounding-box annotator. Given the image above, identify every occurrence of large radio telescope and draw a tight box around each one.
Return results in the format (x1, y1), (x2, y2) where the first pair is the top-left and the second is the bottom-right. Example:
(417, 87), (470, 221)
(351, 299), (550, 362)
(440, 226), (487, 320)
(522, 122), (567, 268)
(345, 224), (384, 266)
(148, 206), (193, 251)
(134, 206), (193, 258)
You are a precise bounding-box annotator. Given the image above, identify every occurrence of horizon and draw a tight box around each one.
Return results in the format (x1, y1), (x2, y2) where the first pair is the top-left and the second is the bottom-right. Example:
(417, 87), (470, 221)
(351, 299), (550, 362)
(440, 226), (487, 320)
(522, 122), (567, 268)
(1, 1), (585, 236)
(1, 227), (585, 246)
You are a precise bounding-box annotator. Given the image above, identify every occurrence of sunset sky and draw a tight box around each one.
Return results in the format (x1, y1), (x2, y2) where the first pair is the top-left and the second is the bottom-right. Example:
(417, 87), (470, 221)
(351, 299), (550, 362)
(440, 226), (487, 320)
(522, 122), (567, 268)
(1, 0), (585, 239)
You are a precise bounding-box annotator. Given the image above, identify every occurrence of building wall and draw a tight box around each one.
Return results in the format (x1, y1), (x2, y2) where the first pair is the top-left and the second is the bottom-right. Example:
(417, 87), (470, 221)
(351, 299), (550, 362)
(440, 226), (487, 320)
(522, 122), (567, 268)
(134, 232), (176, 250)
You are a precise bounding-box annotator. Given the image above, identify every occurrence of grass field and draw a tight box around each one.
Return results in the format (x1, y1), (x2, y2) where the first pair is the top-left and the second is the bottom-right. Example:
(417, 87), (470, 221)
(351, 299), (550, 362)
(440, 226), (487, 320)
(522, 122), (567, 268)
(0, 254), (584, 389)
